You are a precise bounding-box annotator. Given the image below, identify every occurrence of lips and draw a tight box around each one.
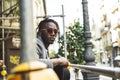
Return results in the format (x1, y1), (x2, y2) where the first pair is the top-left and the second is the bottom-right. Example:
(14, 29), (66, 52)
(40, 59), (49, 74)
(50, 37), (55, 41)
(49, 38), (55, 44)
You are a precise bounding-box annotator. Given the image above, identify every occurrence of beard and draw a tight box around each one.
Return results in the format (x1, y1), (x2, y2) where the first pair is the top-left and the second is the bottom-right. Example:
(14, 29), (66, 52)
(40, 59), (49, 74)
(49, 39), (55, 44)
(42, 35), (55, 44)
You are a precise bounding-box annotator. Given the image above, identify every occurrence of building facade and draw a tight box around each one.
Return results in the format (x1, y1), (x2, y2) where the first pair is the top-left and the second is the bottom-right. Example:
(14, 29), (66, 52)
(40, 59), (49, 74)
(91, 0), (120, 66)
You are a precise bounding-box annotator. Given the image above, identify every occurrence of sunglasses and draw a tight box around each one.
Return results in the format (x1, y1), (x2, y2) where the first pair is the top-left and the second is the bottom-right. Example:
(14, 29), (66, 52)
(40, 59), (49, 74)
(42, 28), (58, 34)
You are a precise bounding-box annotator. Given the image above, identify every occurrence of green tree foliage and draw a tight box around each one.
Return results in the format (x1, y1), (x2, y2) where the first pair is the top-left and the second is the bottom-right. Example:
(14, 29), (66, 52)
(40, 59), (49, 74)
(58, 20), (85, 64)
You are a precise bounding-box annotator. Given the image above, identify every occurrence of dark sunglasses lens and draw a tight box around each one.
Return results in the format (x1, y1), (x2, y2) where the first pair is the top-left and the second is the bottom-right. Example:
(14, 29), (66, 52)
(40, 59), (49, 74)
(47, 29), (52, 33)
(47, 29), (57, 34)
(54, 29), (58, 34)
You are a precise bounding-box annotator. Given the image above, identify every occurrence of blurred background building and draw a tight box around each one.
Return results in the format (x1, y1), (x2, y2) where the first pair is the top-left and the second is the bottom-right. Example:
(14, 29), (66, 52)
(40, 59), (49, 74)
(90, 0), (120, 67)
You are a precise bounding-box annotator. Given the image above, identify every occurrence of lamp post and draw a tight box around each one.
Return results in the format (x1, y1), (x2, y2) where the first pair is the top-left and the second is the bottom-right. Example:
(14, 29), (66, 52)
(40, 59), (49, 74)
(81, 0), (99, 79)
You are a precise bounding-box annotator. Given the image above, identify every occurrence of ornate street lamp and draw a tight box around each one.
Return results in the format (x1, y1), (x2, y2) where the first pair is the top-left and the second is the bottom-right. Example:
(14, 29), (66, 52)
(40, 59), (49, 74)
(81, 0), (99, 79)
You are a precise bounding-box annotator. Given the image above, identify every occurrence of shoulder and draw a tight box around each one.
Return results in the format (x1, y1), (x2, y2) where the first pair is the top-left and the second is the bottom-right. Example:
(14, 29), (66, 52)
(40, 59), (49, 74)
(36, 36), (43, 45)
(36, 36), (47, 58)
(36, 36), (44, 51)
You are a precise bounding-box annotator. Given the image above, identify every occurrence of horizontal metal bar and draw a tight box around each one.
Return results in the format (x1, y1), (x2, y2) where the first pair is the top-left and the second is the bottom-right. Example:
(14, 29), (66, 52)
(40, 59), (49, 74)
(36, 15), (65, 18)
(0, 26), (20, 30)
(70, 64), (120, 79)
(0, 33), (19, 41)
(0, 17), (19, 20)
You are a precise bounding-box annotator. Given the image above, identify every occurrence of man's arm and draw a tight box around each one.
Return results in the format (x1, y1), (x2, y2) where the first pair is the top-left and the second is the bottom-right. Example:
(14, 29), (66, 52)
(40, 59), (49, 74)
(38, 59), (53, 68)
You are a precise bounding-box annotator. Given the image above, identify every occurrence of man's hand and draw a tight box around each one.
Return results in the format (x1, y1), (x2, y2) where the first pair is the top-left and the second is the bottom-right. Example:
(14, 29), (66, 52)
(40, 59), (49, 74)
(58, 57), (68, 67)
(51, 57), (68, 67)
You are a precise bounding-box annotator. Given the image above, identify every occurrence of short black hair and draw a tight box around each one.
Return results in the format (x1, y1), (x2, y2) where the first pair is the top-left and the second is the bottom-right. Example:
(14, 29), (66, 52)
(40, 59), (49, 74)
(37, 18), (59, 32)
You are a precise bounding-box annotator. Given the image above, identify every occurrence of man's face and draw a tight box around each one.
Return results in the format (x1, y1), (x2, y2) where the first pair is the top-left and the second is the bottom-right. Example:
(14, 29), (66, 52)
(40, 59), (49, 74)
(41, 22), (58, 44)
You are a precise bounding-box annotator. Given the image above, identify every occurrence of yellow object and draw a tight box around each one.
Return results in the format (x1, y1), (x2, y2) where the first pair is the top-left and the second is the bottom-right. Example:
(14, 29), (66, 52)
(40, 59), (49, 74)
(67, 62), (71, 69)
(7, 61), (59, 80)
(67, 65), (70, 70)
(1, 69), (7, 76)
(11, 60), (47, 73)
(29, 68), (59, 80)
(7, 74), (21, 80)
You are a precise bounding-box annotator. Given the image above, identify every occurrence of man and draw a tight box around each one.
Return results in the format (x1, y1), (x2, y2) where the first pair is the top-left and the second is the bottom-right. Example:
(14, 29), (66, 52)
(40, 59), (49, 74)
(36, 18), (70, 80)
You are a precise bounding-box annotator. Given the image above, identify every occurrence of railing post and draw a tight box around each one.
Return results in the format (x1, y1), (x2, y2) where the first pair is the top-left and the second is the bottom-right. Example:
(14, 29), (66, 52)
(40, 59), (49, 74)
(19, 0), (37, 63)
(81, 0), (99, 80)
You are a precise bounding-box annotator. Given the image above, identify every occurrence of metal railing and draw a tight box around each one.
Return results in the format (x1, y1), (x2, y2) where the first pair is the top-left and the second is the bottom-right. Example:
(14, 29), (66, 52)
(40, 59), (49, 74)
(70, 64), (120, 79)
